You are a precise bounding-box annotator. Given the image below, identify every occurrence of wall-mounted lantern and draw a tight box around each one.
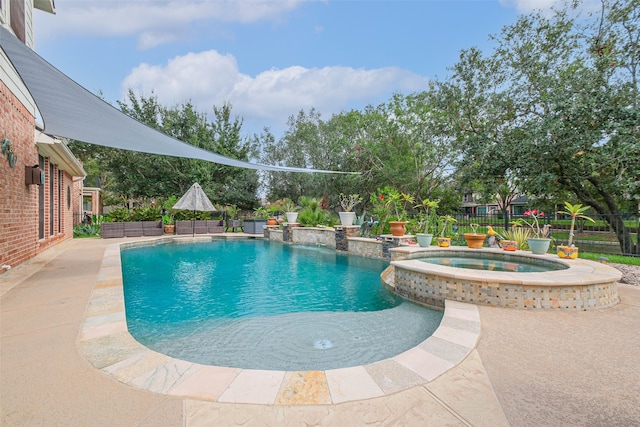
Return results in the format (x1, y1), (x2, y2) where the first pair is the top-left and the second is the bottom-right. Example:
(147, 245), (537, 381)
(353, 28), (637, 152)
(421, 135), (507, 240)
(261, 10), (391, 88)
(2, 139), (17, 168)
(25, 165), (44, 185)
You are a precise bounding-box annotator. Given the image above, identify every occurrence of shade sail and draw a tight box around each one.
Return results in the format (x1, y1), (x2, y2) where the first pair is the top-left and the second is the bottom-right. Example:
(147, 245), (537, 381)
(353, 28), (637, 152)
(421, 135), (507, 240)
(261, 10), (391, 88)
(173, 182), (216, 212)
(0, 26), (354, 174)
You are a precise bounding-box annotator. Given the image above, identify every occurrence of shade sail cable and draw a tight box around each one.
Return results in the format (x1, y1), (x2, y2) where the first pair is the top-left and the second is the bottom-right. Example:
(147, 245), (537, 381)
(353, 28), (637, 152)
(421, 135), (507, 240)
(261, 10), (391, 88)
(0, 26), (355, 174)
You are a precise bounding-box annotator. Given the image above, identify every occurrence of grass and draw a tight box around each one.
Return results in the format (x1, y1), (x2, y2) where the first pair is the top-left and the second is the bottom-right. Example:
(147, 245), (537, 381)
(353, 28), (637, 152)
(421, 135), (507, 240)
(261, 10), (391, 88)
(580, 252), (640, 266)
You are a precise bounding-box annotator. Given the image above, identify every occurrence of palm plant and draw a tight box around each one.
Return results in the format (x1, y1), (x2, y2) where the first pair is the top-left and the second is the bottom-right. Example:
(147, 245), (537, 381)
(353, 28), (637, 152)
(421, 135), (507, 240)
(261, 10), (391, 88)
(415, 198), (439, 234)
(557, 202), (595, 247)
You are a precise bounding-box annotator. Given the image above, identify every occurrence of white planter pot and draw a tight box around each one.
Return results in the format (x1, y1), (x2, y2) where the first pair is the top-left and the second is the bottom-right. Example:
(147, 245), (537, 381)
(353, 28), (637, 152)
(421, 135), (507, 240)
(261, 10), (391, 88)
(286, 212), (298, 223)
(338, 211), (356, 226)
(416, 234), (433, 247)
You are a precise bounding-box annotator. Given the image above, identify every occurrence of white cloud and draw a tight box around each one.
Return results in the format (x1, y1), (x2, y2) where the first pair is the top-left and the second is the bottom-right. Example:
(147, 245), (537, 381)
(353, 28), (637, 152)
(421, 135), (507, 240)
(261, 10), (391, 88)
(36, 0), (302, 49)
(499, 0), (601, 14)
(121, 50), (428, 130)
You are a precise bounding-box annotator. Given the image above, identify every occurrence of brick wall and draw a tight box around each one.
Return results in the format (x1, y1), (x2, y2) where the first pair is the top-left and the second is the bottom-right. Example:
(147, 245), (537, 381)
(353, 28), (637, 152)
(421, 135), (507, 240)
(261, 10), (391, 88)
(0, 80), (74, 273)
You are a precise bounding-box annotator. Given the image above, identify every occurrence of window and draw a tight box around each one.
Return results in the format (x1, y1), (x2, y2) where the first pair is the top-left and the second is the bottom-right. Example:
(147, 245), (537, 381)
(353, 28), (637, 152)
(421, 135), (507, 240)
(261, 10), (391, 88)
(49, 163), (54, 236)
(9, 0), (25, 43)
(0, 0), (6, 25)
(83, 196), (92, 213)
(58, 170), (62, 234)
(38, 156), (44, 239)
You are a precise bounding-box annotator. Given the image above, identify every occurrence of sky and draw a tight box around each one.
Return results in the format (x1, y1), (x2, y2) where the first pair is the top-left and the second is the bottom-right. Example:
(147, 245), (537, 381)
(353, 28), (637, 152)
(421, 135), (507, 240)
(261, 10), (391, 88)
(32, 0), (567, 139)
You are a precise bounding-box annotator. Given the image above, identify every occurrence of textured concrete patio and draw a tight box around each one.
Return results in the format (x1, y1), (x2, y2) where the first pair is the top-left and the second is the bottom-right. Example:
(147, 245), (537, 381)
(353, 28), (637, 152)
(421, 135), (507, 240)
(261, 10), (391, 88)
(1, 237), (638, 426)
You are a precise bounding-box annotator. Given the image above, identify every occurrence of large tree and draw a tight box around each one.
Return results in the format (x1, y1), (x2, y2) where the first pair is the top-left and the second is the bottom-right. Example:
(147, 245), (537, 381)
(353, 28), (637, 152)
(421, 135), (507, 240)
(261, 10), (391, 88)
(442, 0), (639, 254)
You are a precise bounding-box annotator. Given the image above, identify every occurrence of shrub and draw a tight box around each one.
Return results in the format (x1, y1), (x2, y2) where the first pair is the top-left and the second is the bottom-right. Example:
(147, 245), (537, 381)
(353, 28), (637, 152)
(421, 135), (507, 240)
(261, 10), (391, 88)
(502, 227), (532, 250)
(106, 207), (133, 222)
(73, 224), (100, 238)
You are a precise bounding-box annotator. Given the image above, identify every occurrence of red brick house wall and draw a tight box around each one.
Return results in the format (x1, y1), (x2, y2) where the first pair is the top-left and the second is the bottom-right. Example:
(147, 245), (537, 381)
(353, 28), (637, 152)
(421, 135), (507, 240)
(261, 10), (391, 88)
(0, 79), (74, 273)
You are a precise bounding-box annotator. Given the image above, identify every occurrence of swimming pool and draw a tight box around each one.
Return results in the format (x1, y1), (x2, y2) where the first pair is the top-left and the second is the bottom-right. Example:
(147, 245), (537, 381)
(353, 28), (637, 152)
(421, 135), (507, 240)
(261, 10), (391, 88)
(121, 240), (442, 370)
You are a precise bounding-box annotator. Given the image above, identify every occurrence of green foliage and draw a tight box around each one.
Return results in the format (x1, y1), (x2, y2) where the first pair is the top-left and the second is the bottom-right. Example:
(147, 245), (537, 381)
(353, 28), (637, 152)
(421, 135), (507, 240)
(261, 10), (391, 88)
(106, 207), (133, 222)
(439, 0), (639, 254)
(415, 198), (440, 234)
(132, 206), (162, 221)
(438, 215), (457, 238)
(280, 198), (297, 212)
(297, 197), (330, 226)
(224, 205), (238, 219)
(73, 224), (100, 238)
(91, 214), (105, 225)
(162, 196), (179, 211)
(339, 193), (362, 212)
(162, 214), (174, 225)
(579, 253), (640, 266)
(558, 201), (596, 246)
(501, 227), (532, 251)
(253, 206), (270, 219)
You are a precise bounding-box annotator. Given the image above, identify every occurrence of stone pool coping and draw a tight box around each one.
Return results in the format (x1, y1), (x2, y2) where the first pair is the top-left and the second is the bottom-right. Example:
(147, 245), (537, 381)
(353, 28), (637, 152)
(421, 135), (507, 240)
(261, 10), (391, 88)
(78, 236), (481, 405)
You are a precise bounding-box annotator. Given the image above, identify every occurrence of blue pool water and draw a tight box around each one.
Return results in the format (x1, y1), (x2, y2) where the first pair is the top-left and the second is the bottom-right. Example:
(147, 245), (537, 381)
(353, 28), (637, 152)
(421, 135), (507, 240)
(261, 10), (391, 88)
(416, 255), (566, 272)
(121, 240), (443, 370)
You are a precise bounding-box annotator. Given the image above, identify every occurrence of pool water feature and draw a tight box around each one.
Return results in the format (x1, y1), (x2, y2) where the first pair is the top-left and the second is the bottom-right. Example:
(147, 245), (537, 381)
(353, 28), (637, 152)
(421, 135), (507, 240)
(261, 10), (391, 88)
(416, 255), (568, 272)
(387, 247), (621, 310)
(121, 240), (443, 370)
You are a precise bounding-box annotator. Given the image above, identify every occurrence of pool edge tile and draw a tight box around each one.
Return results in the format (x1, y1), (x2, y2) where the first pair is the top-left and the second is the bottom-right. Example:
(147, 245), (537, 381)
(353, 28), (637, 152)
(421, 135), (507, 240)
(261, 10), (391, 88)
(168, 365), (241, 401)
(217, 369), (286, 404)
(325, 366), (384, 403)
(276, 371), (332, 405)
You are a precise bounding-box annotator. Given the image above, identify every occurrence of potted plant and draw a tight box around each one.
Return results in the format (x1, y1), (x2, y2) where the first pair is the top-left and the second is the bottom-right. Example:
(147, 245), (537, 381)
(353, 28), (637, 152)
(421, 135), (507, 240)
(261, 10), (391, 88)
(162, 213), (175, 234)
(463, 223), (487, 249)
(384, 189), (414, 236)
(436, 215), (456, 247)
(338, 193), (362, 226)
(414, 198), (439, 247)
(513, 209), (551, 254)
(282, 199), (299, 224)
(266, 204), (279, 226)
(491, 225), (526, 251)
(556, 202), (595, 259)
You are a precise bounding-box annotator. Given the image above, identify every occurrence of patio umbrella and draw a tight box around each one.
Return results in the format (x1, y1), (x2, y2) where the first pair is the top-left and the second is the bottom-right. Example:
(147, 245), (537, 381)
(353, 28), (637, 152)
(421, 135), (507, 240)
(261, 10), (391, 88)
(173, 183), (216, 236)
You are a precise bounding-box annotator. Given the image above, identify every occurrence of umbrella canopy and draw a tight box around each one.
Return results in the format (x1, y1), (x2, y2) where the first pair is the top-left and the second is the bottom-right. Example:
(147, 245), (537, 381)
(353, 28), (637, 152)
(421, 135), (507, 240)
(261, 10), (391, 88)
(173, 183), (216, 213)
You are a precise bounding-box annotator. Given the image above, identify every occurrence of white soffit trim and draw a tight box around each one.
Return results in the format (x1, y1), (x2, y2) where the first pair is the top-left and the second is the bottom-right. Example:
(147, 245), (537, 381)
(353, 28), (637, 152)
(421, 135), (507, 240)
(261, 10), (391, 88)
(0, 26), (355, 175)
(35, 131), (87, 177)
(34, 0), (56, 14)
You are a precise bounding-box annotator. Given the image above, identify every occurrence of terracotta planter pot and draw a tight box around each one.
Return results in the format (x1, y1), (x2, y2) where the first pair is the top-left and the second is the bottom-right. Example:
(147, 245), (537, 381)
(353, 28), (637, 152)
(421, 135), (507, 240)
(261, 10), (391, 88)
(389, 221), (407, 236)
(557, 245), (579, 259)
(163, 224), (175, 234)
(436, 237), (451, 247)
(463, 233), (486, 249)
(267, 217), (277, 226)
(502, 240), (518, 251)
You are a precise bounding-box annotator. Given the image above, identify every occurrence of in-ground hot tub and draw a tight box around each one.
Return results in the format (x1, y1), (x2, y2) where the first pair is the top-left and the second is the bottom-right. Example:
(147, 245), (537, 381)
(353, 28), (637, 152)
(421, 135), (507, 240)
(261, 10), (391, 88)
(383, 247), (622, 311)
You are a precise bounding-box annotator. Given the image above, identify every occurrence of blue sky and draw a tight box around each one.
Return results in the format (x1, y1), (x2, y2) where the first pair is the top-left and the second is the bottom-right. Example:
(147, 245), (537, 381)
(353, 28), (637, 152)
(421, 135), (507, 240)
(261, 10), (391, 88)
(33, 0), (567, 139)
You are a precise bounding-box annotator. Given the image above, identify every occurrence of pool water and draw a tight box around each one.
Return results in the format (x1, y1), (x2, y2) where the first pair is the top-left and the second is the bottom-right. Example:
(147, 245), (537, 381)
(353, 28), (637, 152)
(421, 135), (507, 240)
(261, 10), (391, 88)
(121, 240), (442, 370)
(416, 255), (567, 272)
